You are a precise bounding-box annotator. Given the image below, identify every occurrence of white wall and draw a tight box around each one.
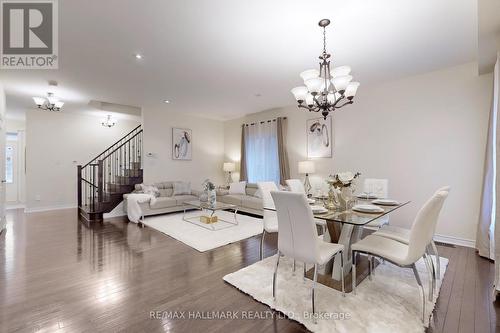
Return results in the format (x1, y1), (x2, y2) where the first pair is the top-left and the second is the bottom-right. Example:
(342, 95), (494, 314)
(0, 83), (6, 231)
(142, 108), (225, 188)
(224, 62), (492, 245)
(26, 110), (141, 211)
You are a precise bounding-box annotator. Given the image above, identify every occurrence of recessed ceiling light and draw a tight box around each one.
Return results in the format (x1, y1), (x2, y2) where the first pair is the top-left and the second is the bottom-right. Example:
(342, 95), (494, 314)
(164, 100), (170, 104)
(135, 54), (143, 59)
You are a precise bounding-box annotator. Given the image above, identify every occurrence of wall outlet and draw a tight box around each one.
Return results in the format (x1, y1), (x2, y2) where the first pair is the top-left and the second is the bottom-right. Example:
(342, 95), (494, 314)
(35, 195), (41, 201)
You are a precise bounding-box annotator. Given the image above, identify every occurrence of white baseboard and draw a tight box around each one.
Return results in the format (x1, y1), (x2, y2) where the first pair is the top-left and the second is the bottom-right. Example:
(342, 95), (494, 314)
(434, 234), (475, 248)
(24, 204), (77, 213)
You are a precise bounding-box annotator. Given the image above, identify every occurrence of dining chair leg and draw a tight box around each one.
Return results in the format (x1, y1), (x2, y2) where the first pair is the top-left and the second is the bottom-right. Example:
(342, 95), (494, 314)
(260, 230), (266, 260)
(352, 251), (357, 295)
(430, 240), (440, 280)
(312, 263), (318, 324)
(426, 246), (437, 293)
(273, 252), (280, 300)
(340, 251), (345, 297)
(423, 254), (434, 301)
(411, 263), (426, 323)
(368, 255), (372, 281)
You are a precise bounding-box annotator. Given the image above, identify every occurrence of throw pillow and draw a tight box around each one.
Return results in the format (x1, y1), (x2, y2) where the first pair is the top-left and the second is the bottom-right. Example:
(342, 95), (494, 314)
(254, 189), (262, 198)
(140, 184), (160, 197)
(229, 181), (246, 195)
(173, 181), (191, 195)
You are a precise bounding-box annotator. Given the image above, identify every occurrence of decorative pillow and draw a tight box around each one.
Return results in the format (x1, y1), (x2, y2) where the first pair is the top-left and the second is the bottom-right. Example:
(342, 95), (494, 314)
(229, 181), (246, 195)
(173, 181), (191, 195)
(140, 184), (160, 197)
(254, 189), (262, 198)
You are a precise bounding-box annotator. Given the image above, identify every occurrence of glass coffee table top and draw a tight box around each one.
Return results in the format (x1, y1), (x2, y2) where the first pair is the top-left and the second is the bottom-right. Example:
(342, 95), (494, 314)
(183, 200), (237, 211)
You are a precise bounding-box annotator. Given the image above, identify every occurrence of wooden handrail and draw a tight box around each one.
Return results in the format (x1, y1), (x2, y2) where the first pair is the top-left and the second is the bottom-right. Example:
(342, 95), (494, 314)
(82, 124), (142, 168)
(100, 129), (143, 161)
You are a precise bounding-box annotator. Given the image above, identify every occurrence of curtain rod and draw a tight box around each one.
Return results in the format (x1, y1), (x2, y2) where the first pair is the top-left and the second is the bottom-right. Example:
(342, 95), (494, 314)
(243, 117), (287, 127)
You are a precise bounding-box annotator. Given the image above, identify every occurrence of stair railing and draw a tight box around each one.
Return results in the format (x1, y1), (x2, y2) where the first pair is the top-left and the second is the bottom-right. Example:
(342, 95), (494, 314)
(78, 125), (143, 213)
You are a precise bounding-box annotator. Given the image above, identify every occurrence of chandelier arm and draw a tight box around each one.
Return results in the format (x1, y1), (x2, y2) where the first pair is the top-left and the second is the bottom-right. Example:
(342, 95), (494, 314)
(331, 95), (346, 108)
(335, 100), (354, 109)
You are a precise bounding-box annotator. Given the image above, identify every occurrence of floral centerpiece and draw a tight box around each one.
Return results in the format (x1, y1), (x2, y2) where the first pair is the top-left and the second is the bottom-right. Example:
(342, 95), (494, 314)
(325, 172), (361, 210)
(202, 179), (217, 206)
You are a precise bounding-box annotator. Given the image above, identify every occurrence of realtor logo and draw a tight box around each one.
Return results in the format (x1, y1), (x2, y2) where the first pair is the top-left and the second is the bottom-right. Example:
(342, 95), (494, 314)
(1, 0), (58, 69)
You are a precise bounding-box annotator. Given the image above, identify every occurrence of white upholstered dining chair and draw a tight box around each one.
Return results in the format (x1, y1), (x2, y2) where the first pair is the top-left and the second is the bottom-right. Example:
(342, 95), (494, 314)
(257, 181), (280, 260)
(351, 190), (449, 323)
(285, 179), (327, 235)
(373, 186), (451, 296)
(270, 191), (345, 322)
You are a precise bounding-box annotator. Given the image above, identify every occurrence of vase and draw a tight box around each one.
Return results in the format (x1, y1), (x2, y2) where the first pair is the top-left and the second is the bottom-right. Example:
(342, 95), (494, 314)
(207, 189), (217, 207)
(325, 182), (340, 211)
(199, 191), (208, 202)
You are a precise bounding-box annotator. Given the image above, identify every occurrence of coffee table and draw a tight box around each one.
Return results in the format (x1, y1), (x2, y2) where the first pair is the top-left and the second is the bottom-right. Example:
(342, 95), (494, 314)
(183, 200), (239, 231)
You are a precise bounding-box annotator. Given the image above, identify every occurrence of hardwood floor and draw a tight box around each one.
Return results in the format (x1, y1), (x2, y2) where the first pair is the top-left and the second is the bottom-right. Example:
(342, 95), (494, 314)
(0, 208), (497, 333)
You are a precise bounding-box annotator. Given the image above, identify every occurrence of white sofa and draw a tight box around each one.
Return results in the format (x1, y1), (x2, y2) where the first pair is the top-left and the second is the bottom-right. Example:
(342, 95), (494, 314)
(123, 182), (200, 217)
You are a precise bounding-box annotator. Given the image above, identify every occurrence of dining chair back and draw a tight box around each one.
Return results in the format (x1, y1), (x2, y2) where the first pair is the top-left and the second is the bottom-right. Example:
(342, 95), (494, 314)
(364, 178), (388, 198)
(257, 182), (280, 260)
(271, 191), (319, 263)
(285, 179), (306, 194)
(407, 190), (449, 264)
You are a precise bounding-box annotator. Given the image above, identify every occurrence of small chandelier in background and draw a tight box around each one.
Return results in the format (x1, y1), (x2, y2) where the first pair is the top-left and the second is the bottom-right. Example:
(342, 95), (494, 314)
(101, 115), (117, 128)
(291, 19), (360, 120)
(32, 92), (64, 111)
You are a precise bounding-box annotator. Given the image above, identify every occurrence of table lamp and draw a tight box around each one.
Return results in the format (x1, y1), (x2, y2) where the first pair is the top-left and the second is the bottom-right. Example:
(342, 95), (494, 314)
(298, 161), (315, 196)
(223, 162), (236, 186)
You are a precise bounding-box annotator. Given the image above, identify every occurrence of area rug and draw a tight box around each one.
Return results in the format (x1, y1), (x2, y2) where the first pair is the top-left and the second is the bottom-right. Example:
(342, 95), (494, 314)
(223, 255), (448, 333)
(143, 211), (263, 252)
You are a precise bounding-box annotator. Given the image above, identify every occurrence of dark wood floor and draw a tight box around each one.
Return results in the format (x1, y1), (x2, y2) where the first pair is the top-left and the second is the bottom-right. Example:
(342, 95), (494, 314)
(0, 208), (497, 333)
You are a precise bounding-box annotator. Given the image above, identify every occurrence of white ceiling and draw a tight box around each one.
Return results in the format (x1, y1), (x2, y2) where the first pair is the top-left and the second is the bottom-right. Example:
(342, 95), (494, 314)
(2, 0), (478, 121)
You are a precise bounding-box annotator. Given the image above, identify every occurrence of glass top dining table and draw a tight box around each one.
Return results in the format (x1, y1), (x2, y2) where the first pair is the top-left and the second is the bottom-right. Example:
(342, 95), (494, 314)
(312, 199), (411, 225)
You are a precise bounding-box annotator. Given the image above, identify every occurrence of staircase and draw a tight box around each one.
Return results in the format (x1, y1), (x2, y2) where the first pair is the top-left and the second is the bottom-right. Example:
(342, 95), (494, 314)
(78, 125), (143, 222)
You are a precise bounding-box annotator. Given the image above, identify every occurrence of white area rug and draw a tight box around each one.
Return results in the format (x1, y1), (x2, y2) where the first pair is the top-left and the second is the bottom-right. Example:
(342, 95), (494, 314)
(143, 211), (263, 252)
(224, 255), (448, 333)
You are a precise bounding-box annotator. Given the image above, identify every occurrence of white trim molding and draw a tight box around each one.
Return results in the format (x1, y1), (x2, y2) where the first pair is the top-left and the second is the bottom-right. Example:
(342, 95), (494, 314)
(434, 233), (475, 248)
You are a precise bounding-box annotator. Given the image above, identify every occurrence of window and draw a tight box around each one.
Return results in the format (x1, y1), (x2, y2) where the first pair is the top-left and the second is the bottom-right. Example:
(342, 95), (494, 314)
(5, 146), (13, 184)
(244, 121), (280, 184)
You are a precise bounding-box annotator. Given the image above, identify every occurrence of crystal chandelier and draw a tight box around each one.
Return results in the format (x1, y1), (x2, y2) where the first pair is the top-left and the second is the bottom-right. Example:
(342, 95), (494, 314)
(32, 92), (64, 111)
(291, 19), (359, 119)
(101, 115), (117, 128)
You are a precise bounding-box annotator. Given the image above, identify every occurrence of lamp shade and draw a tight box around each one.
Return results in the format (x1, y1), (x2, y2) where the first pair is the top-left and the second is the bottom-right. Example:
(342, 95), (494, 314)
(331, 65), (351, 77)
(300, 69), (320, 82)
(298, 161), (315, 174)
(290, 86), (308, 102)
(332, 75), (353, 92)
(304, 77), (323, 94)
(223, 162), (236, 172)
(32, 97), (45, 106)
(345, 82), (360, 97)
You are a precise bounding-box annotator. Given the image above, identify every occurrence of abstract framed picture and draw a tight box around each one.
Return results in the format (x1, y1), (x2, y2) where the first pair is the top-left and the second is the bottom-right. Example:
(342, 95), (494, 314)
(172, 127), (192, 160)
(306, 116), (332, 158)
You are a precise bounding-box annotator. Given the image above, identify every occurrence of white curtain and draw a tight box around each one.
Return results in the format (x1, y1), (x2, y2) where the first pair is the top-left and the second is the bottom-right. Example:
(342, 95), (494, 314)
(244, 121), (280, 184)
(477, 53), (500, 295)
